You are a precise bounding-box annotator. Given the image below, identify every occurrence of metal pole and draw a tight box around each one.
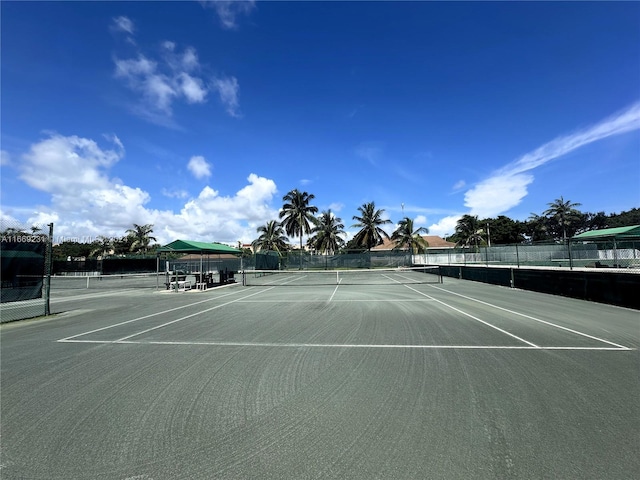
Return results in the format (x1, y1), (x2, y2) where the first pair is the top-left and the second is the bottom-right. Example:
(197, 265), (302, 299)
(568, 238), (573, 270)
(45, 223), (53, 316)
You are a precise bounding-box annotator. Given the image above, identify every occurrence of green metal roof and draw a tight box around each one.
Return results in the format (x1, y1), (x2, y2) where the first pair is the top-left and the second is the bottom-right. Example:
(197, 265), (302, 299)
(157, 239), (241, 254)
(572, 225), (640, 240)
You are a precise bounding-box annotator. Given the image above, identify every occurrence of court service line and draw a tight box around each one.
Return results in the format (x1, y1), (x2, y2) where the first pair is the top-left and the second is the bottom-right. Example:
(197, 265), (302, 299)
(57, 339), (631, 351)
(111, 287), (281, 343)
(401, 284), (540, 348)
(426, 284), (630, 349)
(57, 288), (249, 342)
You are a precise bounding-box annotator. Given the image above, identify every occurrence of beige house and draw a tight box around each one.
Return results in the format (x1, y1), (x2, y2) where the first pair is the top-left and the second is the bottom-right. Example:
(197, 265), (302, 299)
(371, 235), (455, 251)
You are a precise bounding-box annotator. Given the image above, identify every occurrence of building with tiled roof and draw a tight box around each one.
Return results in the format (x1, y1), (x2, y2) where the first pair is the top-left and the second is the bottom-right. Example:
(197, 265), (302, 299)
(370, 235), (455, 251)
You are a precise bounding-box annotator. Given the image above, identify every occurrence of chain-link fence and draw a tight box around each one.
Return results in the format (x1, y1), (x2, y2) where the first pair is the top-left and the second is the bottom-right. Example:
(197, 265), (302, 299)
(1, 220), (53, 322)
(413, 239), (640, 270)
(260, 250), (412, 270)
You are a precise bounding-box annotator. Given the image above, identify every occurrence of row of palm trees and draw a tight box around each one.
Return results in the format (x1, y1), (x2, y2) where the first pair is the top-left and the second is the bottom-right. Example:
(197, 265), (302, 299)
(252, 189), (431, 256)
(452, 196), (584, 248)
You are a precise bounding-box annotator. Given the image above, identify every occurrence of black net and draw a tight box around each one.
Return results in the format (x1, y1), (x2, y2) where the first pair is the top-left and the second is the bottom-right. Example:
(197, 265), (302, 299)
(242, 266), (442, 286)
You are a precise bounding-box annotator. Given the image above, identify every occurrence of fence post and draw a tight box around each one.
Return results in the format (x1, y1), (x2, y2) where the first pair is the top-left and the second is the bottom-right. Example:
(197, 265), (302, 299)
(45, 223), (53, 316)
(568, 239), (573, 270)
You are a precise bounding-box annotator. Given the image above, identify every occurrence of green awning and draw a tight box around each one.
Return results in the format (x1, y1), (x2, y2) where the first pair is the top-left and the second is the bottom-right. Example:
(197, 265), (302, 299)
(572, 225), (640, 240)
(157, 239), (241, 255)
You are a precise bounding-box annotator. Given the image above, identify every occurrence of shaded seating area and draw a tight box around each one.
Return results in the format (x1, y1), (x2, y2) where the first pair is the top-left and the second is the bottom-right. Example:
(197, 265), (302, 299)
(571, 225), (640, 269)
(156, 240), (242, 291)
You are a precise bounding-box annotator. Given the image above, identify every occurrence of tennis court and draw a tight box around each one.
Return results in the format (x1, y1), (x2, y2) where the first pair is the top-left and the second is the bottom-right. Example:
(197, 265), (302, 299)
(1, 271), (638, 479)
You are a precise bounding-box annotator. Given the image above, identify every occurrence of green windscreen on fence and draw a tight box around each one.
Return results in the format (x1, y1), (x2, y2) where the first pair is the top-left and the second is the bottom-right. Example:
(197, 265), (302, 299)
(1, 240), (47, 303)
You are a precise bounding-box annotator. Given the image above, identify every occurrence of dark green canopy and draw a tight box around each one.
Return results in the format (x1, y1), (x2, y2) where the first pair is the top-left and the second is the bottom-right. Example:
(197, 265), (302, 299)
(157, 239), (241, 255)
(572, 225), (640, 241)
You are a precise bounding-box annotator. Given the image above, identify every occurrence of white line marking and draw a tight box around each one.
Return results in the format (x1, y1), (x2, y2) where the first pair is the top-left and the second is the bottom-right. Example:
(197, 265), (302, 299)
(237, 299), (436, 303)
(328, 283), (340, 302)
(57, 288), (252, 342)
(112, 288), (276, 342)
(402, 284), (540, 348)
(426, 284), (630, 349)
(56, 339), (633, 351)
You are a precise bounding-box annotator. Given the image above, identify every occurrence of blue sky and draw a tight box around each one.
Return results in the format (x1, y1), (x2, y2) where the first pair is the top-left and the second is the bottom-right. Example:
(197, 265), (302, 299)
(2, 1), (639, 245)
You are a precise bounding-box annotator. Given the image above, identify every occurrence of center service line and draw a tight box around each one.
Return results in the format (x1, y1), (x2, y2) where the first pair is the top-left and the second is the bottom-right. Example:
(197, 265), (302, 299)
(112, 287), (278, 343)
(58, 288), (246, 342)
(328, 283), (340, 302)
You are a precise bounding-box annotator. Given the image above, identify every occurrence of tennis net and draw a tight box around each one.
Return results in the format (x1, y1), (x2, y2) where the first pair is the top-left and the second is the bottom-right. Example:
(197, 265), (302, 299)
(48, 273), (160, 290)
(242, 266), (442, 286)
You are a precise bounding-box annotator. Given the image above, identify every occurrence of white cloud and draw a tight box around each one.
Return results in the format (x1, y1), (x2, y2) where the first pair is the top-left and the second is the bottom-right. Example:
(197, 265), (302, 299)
(14, 134), (279, 244)
(113, 33), (239, 121)
(452, 180), (466, 191)
(355, 142), (383, 166)
(465, 174), (533, 218)
(427, 215), (461, 238)
(111, 16), (135, 35)
(180, 47), (199, 72)
(203, 0), (256, 30)
(414, 215), (427, 225)
(19, 134), (151, 238)
(179, 73), (208, 103)
(162, 188), (189, 199)
(328, 202), (344, 213)
(187, 155), (212, 179)
(1, 150), (10, 166)
(464, 101), (640, 218)
(212, 76), (241, 118)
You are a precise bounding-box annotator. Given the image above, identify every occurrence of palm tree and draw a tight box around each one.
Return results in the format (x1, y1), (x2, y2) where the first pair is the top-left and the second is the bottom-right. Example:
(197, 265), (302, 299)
(90, 235), (114, 257)
(279, 189), (318, 267)
(525, 213), (548, 243)
(309, 210), (346, 255)
(252, 220), (289, 255)
(351, 202), (392, 251)
(543, 196), (582, 241)
(126, 223), (157, 254)
(391, 217), (429, 254)
(454, 214), (484, 250)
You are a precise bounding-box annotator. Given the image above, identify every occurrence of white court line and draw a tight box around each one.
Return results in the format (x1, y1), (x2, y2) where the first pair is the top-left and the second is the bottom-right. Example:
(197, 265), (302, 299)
(328, 283), (340, 302)
(110, 288), (274, 343)
(109, 275), (308, 343)
(401, 284), (540, 348)
(57, 339), (632, 351)
(57, 288), (251, 342)
(237, 298), (436, 303)
(426, 284), (630, 350)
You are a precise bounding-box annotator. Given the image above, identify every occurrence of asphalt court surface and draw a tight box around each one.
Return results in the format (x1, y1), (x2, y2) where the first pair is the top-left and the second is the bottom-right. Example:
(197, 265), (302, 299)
(1, 276), (638, 479)
(58, 280), (632, 350)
